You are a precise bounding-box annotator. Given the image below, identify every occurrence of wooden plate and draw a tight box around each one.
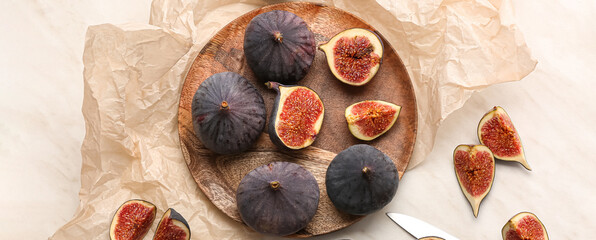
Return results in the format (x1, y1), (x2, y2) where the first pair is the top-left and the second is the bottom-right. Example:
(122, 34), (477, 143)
(178, 2), (417, 238)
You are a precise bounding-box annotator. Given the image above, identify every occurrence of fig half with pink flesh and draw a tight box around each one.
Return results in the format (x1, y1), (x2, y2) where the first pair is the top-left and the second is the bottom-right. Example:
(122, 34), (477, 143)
(453, 144), (495, 217)
(266, 81), (324, 150)
(319, 28), (383, 86)
(153, 208), (190, 240)
(478, 106), (530, 170)
(419, 237), (445, 240)
(345, 100), (401, 141)
(110, 199), (157, 240)
(502, 212), (549, 240)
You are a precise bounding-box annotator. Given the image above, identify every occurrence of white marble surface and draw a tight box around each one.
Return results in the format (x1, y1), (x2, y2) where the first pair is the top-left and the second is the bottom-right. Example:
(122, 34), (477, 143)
(1, 0), (595, 239)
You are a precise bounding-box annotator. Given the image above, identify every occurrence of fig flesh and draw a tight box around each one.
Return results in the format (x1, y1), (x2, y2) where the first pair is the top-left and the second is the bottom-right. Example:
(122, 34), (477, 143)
(236, 162), (320, 236)
(478, 106), (530, 170)
(419, 237), (445, 240)
(319, 28), (383, 86)
(345, 100), (401, 141)
(153, 208), (190, 240)
(266, 81), (324, 150)
(502, 212), (549, 240)
(244, 10), (316, 84)
(192, 72), (267, 155)
(110, 199), (157, 240)
(453, 144), (495, 217)
(325, 144), (398, 215)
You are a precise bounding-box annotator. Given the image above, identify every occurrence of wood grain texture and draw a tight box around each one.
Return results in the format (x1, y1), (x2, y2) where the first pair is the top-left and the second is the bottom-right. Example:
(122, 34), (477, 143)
(178, 2), (417, 237)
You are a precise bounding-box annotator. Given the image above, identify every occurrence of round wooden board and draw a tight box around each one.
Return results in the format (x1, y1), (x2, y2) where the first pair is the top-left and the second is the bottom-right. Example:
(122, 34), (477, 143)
(178, 2), (417, 238)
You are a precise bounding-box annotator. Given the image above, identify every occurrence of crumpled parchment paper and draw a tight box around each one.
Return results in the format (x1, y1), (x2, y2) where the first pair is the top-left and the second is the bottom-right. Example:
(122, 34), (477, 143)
(51, 0), (536, 239)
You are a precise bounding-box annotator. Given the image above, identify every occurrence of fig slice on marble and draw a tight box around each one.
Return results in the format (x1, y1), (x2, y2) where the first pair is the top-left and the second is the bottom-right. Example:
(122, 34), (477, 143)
(345, 100), (401, 141)
(153, 208), (191, 240)
(478, 106), (530, 170)
(319, 28), (383, 86)
(453, 144), (495, 218)
(266, 81), (324, 150)
(502, 212), (549, 240)
(110, 199), (157, 240)
(419, 237), (445, 240)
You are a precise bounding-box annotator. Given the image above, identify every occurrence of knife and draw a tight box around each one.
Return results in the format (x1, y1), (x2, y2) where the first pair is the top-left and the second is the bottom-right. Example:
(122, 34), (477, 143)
(386, 213), (461, 240)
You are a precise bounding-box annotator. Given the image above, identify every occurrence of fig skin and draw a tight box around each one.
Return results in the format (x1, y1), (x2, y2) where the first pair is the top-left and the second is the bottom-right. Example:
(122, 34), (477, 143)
(109, 199), (157, 240)
(478, 106), (530, 170)
(345, 100), (401, 141)
(419, 237), (445, 240)
(325, 144), (398, 215)
(191, 72), (267, 155)
(153, 208), (190, 240)
(453, 144), (495, 218)
(244, 10), (316, 84)
(319, 28), (384, 86)
(502, 212), (549, 240)
(236, 162), (320, 236)
(266, 81), (324, 150)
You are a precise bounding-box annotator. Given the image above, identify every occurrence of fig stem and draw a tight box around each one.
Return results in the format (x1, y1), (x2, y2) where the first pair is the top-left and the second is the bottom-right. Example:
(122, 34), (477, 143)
(362, 166), (372, 180)
(265, 82), (281, 92)
(220, 101), (229, 110)
(273, 31), (283, 43)
(270, 181), (281, 190)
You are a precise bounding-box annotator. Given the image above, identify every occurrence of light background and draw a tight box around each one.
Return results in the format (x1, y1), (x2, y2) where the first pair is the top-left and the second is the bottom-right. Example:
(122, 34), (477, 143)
(1, 0), (595, 239)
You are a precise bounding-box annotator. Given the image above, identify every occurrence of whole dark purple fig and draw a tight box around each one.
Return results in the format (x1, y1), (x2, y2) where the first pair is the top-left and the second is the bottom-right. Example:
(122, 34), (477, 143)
(191, 72), (267, 155)
(325, 144), (398, 215)
(236, 161), (320, 236)
(244, 10), (316, 84)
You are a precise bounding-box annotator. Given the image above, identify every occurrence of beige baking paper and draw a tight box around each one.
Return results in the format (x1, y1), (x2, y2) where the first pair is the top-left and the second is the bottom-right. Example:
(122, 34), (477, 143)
(51, 0), (536, 239)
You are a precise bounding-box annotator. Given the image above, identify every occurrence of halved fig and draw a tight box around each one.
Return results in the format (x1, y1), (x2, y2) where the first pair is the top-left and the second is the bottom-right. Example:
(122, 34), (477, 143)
(319, 28), (383, 86)
(266, 81), (324, 150)
(478, 106), (530, 170)
(345, 100), (401, 141)
(453, 145), (495, 217)
(326, 144), (398, 215)
(420, 237), (445, 240)
(153, 208), (190, 240)
(110, 199), (157, 240)
(502, 212), (549, 240)
(236, 162), (320, 236)
(192, 72), (267, 155)
(244, 10), (316, 84)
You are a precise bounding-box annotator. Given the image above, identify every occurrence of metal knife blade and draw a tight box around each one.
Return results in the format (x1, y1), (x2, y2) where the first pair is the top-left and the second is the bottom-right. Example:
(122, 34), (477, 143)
(386, 213), (461, 240)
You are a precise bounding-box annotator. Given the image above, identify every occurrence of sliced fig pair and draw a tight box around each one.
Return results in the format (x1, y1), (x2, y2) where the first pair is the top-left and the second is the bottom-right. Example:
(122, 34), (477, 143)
(454, 106), (528, 217)
(110, 199), (190, 240)
(268, 91), (401, 148)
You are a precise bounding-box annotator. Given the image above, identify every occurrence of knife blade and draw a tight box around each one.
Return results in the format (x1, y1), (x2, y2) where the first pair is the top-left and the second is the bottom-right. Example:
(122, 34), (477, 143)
(386, 213), (461, 240)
